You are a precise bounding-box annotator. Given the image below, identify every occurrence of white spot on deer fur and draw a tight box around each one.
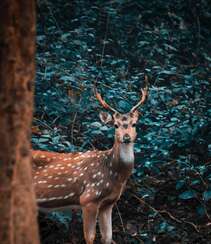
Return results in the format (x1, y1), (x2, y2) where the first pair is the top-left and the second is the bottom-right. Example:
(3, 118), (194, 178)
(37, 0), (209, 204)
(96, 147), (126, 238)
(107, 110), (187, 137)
(38, 166), (43, 169)
(34, 176), (38, 179)
(91, 183), (95, 187)
(54, 177), (59, 180)
(99, 179), (104, 184)
(80, 173), (84, 176)
(92, 174), (97, 179)
(49, 197), (57, 201)
(38, 180), (47, 184)
(41, 155), (46, 158)
(47, 158), (51, 162)
(49, 165), (54, 168)
(106, 182), (110, 187)
(63, 193), (74, 199)
(48, 185), (53, 188)
(48, 176), (53, 179)
(56, 196), (62, 200)
(69, 192), (75, 196)
(67, 178), (72, 181)
(57, 172), (62, 175)
(91, 163), (94, 167)
(109, 170), (113, 176)
(60, 167), (65, 170)
(37, 198), (48, 202)
(83, 180), (87, 184)
(54, 184), (66, 188)
(84, 167), (88, 170)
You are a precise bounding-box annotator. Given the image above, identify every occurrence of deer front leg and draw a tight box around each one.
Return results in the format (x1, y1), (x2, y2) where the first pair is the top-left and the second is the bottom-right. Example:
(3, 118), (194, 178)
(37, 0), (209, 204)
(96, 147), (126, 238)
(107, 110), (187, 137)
(82, 203), (98, 244)
(99, 204), (115, 244)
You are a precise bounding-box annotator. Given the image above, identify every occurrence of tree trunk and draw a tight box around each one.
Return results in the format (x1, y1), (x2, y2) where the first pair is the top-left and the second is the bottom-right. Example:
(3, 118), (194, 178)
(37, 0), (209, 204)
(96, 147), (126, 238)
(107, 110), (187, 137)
(0, 1), (40, 244)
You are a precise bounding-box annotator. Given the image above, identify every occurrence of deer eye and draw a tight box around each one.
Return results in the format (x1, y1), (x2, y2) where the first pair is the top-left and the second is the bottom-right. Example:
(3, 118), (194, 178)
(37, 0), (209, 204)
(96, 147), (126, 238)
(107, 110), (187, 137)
(114, 124), (119, 128)
(132, 123), (136, 127)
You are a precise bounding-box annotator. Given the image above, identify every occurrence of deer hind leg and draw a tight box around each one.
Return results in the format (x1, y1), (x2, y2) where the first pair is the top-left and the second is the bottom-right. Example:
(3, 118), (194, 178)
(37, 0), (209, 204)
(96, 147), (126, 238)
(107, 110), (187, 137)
(99, 204), (115, 244)
(82, 203), (99, 244)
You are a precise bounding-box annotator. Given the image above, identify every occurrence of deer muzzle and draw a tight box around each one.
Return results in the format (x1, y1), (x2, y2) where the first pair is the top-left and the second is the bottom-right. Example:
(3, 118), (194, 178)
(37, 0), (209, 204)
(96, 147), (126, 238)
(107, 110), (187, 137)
(122, 134), (131, 144)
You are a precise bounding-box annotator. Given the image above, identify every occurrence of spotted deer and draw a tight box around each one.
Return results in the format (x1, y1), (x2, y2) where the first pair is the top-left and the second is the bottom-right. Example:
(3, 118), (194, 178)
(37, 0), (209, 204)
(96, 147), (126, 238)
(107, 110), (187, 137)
(32, 87), (147, 244)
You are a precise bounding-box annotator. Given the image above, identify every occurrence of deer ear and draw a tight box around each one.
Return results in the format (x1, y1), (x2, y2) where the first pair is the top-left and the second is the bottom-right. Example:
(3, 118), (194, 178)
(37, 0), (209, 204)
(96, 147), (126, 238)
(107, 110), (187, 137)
(99, 111), (113, 125)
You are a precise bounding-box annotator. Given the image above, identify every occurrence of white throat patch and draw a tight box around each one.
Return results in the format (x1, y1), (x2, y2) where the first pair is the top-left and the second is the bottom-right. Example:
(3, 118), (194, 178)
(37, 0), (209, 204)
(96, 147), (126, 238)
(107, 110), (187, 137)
(119, 143), (134, 165)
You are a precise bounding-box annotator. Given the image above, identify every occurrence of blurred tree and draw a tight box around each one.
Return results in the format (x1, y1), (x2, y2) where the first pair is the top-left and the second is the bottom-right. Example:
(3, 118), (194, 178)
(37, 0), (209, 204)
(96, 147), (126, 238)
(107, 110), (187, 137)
(0, 1), (40, 244)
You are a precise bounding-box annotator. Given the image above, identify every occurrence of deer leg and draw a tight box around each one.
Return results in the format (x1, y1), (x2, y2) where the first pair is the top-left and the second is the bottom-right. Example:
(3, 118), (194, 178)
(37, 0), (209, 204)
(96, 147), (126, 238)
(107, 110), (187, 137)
(82, 203), (98, 244)
(99, 204), (114, 244)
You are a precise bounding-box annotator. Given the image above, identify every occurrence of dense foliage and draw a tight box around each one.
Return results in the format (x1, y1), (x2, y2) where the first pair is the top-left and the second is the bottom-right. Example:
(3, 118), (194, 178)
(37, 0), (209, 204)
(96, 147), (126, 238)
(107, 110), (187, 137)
(35, 0), (210, 243)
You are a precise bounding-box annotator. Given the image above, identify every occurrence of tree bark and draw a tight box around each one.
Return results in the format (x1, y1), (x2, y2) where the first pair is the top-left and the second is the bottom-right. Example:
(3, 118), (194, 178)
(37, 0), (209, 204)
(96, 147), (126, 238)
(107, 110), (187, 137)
(0, 1), (40, 244)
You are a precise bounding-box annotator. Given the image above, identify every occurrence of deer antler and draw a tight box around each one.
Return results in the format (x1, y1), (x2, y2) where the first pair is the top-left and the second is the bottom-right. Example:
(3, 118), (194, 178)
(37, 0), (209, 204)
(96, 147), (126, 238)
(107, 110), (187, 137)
(94, 85), (118, 113)
(130, 86), (148, 112)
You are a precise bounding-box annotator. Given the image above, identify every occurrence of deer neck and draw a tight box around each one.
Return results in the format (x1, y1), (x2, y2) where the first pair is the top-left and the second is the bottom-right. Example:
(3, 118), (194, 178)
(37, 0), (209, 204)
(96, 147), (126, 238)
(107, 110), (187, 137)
(111, 141), (135, 169)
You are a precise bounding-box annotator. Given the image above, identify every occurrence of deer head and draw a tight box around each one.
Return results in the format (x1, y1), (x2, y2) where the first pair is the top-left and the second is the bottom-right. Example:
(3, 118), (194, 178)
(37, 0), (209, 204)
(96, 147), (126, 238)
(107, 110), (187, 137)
(94, 86), (148, 145)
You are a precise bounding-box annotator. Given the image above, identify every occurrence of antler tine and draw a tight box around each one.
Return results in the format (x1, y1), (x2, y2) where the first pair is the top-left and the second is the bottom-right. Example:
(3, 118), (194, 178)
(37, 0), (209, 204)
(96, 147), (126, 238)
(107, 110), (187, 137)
(94, 85), (118, 113)
(130, 86), (148, 112)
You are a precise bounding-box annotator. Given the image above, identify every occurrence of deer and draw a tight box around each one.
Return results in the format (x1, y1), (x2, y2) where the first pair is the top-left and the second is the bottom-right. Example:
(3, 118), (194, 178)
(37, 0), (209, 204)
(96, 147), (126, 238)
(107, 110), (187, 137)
(32, 86), (148, 244)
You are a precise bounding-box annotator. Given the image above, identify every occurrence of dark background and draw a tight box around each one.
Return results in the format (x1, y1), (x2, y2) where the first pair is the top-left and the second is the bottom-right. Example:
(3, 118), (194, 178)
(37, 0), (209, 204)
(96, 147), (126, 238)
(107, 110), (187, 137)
(35, 0), (210, 243)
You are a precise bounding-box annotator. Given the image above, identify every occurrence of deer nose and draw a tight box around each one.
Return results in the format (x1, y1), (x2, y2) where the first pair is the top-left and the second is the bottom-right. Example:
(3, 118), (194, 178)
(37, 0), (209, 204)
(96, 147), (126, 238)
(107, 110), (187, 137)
(123, 134), (131, 143)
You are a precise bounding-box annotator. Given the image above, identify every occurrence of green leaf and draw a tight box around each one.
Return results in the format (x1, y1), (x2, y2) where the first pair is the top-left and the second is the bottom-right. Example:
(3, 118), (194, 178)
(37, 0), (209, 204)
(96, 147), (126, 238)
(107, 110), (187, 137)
(196, 204), (206, 216)
(179, 190), (197, 200)
(176, 179), (185, 190)
(203, 190), (211, 201)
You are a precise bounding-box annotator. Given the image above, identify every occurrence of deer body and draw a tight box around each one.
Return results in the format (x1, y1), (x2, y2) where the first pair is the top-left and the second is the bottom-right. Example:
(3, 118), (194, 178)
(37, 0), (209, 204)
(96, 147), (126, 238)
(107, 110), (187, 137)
(33, 144), (133, 209)
(32, 87), (147, 244)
